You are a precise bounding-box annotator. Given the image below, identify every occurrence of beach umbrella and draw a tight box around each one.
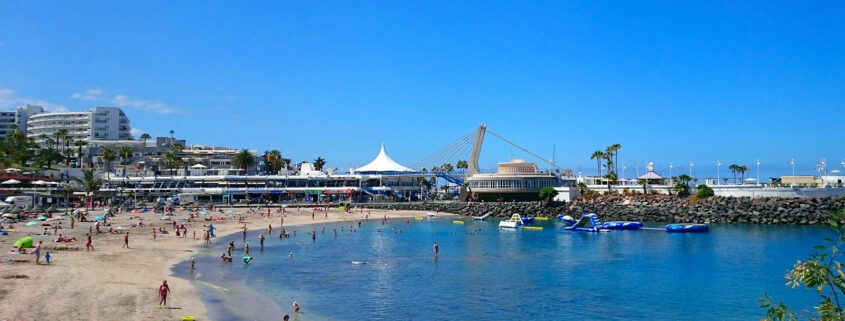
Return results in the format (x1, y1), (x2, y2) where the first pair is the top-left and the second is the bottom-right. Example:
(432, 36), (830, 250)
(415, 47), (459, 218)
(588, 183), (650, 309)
(36, 215), (47, 221)
(160, 215), (172, 220)
(4, 168), (20, 173)
(13, 236), (33, 248)
(25, 221), (38, 226)
(21, 205), (32, 212)
(95, 216), (105, 221)
(1, 213), (16, 218)
(1, 179), (21, 185)
(32, 180), (46, 185)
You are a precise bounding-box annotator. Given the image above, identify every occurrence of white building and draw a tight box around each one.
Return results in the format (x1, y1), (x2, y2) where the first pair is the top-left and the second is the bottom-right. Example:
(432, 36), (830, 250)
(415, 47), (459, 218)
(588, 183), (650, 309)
(27, 107), (132, 145)
(0, 104), (45, 137)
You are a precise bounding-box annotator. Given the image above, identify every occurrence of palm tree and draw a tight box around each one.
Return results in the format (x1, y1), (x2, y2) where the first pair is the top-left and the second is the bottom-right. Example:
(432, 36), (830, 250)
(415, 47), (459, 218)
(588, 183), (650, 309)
(63, 137), (73, 165)
(234, 149), (256, 174)
(591, 150), (606, 176)
(54, 129), (68, 150)
(604, 171), (617, 191)
(609, 143), (622, 174)
(729, 164), (739, 184)
(264, 150), (283, 174)
(739, 165), (748, 183)
(313, 157), (326, 171)
(74, 140), (88, 168)
(456, 160), (468, 172)
(119, 146), (133, 177)
(441, 163), (454, 173)
(73, 169), (101, 210)
(604, 146), (614, 174)
(101, 148), (117, 179)
(164, 152), (183, 176)
(171, 143), (184, 153)
(36, 145), (62, 169)
(140, 133), (151, 144)
(577, 182), (588, 194)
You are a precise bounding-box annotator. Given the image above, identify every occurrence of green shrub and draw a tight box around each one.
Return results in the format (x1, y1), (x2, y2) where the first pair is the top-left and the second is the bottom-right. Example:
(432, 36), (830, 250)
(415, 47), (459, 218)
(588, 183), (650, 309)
(696, 184), (715, 198)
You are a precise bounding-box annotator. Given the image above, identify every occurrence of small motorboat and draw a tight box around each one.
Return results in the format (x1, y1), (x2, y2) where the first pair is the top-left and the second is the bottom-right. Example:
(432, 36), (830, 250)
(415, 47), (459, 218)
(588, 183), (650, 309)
(498, 214), (524, 228)
(665, 224), (709, 233)
(426, 212), (436, 217)
(558, 215), (576, 225)
(603, 221), (644, 230)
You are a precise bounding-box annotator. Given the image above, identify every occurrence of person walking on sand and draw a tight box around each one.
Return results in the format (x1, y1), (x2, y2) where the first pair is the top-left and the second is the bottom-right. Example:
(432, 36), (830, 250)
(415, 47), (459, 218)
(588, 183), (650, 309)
(152, 228), (157, 241)
(122, 232), (130, 248)
(158, 280), (171, 308)
(86, 233), (94, 251)
(34, 240), (43, 264)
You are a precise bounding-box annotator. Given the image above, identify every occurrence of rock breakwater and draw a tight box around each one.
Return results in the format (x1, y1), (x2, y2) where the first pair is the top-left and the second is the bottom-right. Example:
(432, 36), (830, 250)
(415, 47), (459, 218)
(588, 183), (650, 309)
(359, 196), (845, 225)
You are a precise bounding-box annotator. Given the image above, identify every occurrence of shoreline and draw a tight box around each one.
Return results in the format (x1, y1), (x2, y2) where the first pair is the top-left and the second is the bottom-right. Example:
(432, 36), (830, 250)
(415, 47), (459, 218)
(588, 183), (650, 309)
(0, 205), (444, 321)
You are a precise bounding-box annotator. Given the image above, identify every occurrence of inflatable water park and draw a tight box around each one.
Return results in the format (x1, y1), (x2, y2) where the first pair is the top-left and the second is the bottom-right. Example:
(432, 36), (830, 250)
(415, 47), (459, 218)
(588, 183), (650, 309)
(558, 213), (709, 233)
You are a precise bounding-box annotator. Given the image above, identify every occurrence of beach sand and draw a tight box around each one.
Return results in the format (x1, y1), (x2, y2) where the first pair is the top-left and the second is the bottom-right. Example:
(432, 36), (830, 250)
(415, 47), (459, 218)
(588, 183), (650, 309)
(0, 205), (441, 321)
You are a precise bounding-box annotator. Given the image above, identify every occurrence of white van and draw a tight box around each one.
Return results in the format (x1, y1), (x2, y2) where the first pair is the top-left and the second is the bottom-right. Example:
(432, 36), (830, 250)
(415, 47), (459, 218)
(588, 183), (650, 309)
(4, 196), (33, 207)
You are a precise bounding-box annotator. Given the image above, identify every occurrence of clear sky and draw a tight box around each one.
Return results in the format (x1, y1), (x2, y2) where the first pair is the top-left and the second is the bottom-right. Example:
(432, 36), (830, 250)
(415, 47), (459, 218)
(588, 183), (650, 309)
(0, 1), (842, 179)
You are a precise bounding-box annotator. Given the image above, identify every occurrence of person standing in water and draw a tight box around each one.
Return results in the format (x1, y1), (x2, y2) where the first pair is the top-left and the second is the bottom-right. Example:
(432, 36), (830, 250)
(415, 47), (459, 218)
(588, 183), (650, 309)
(311, 227), (316, 240)
(244, 242), (250, 256)
(259, 233), (265, 250)
(433, 241), (439, 259)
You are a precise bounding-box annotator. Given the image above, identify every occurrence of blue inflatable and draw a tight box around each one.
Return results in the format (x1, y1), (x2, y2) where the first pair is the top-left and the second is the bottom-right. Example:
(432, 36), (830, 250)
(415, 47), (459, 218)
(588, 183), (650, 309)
(564, 213), (605, 232)
(665, 224), (709, 233)
(557, 215), (577, 225)
(603, 221), (644, 230)
(521, 217), (535, 224)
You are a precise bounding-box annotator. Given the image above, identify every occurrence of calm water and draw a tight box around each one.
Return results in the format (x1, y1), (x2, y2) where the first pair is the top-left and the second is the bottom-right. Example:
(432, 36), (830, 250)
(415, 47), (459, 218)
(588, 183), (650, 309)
(175, 217), (833, 320)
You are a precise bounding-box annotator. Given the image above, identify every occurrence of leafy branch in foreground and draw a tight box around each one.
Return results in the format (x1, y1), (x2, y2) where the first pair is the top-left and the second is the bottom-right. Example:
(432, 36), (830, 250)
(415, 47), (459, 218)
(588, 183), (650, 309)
(761, 209), (845, 321)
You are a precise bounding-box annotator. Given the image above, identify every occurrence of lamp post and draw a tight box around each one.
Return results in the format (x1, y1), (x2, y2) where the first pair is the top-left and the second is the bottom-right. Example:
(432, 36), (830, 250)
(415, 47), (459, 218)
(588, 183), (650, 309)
(790, 158), (795, 187)
(669, 162), (673, 185)
(756, 159), (761, 185)
(622, 165), (627, 182)
(717, 161), (722, 185)
(689, 161), (694, 178)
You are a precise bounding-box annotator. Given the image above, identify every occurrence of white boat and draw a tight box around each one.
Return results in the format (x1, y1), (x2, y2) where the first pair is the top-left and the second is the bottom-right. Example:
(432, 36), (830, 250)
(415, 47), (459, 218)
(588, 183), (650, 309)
(426, 212), (436, 217)
(498, 214), (524, 228)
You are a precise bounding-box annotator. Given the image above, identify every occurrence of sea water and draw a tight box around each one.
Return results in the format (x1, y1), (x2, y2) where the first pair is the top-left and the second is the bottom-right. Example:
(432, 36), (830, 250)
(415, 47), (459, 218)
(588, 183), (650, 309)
(174, 217), (833, 320)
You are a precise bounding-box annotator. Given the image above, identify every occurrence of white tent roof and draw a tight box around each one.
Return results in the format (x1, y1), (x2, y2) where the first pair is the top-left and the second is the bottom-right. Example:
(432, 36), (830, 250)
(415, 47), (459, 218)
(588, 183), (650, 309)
(354, 144), (414, 173)
(191, 164), (208, 169)
(638, 171), (664, 180)
(1, 179), (21, 185)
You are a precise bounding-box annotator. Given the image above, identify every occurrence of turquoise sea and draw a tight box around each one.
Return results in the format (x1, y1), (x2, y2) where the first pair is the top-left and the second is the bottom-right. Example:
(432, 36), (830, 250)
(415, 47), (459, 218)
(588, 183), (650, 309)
(175, 217), (832, 320)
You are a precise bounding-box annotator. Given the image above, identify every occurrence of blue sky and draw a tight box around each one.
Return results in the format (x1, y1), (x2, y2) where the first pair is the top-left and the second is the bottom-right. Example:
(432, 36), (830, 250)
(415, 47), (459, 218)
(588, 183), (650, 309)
(0, 1), (842, 179)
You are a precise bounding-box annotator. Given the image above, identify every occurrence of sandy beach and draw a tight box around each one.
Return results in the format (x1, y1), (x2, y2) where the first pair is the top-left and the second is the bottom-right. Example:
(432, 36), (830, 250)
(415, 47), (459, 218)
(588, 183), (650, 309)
(0, 205), (439, 321)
